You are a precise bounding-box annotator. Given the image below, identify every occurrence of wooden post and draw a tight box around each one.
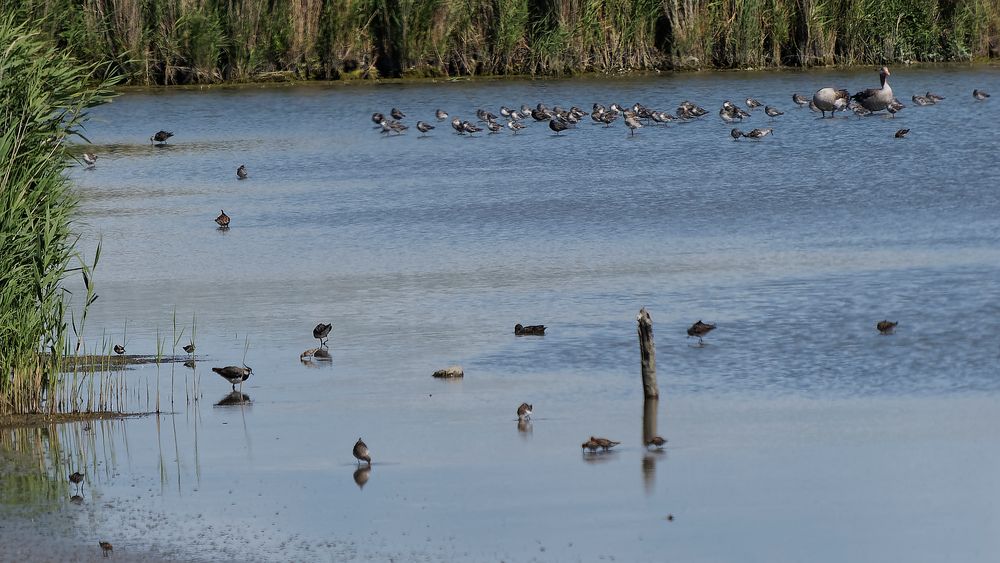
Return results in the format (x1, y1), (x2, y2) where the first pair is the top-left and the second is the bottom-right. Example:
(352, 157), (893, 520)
(637, 308), (658, 399)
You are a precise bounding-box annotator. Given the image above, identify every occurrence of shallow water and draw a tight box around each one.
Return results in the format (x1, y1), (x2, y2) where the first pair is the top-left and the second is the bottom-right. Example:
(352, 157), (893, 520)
(3, 66), (1000, 561)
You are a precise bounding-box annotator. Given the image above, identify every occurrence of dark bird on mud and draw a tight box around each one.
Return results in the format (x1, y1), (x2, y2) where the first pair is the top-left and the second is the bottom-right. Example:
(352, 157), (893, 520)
(353, 438), (371, 465)
(416, 121), (435, 136)
(212, 365), (252, 391)
(764, 105), (784, 119)
(435, 109), (449, 121)
(313, 323), (332, 347)
(744, 127), (773, 139)
(69, 471), (85, 487)
(82, 153), (98, 169)
(582, 439), (600, 453)
(548, 119), (568, 135)
(894, 128), (910, 139)
(150, 130), (173, 145)
(687, 320), (716, 345)
(514, 323), (546, 336)
(517, 402), (533, 420)
(113, 344), (125, 355)
(590, 436), (620, 451)
(792, 93), (810, 107)
(237, 164), (248, 180)
(390, 107), (405, 120)
(183, 343), (195, 354)
(215, 209), (230, 228)
(731, 128), (744, 141)
(646, 436), (667, 449)
(876, 320), (898, 334)
(973, 89), (990, 100)
(99, 541), (113, 557)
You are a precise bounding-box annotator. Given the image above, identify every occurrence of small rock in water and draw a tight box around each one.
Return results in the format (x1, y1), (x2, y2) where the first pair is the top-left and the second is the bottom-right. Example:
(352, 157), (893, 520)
(432, 365), (464, 378)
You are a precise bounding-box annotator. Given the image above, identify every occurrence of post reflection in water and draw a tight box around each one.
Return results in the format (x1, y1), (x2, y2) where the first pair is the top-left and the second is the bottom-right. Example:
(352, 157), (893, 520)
(642, 398), (660, 494)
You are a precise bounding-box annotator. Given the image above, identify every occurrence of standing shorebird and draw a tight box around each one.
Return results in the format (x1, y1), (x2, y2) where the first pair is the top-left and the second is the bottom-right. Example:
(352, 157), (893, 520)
(99, 541), (113, 557)
(313, 323), (332, 347)
(792, 93), (810, 107)
(82, 153), (98, 169)
(215, 209), (230, 228)
(237, 165), (248, 180)
(730, 128), (744, 141)
(150, 130), (173, 145)
(548, 119), (568, 135)
(582, 439), (600, 453)
(507, 120), (526, 134)
(353, 438), (371, 465)
(390, 108), (405, 120)
(876, 320), (898, 334)
(416, 121), (435, 137)
(212, 365), (252, 391)
(590, 436), (620, 451)
(183, 343), (195, 354)
(516, 402), (533, 420)
(764, 106), (784, 119)
(646, 436), (667, 449)
(113, 344), (125, 355)
(69, 471), (85, 490)
(687, 320), (716, 345)
(745, 97), (763, 110)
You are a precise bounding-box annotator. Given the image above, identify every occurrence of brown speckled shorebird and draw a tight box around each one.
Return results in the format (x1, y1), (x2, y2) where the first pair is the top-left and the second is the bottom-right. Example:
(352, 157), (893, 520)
(69, 471), (85, 489)
(516, 402), (532, 420)
(113, 344), (125, 355)
(353, 438), (371, 465)
(514, 323), (546, 336)
(99, 541), (113, 557)
(183, 343), (195, 354)
(876, 320), (898, 334)
(581, 439), (600, 453)
(687, 320), (716, 345)
(212, 365), (252, 391)
(646, 436), (667, 449)
(215, 209), (230, 228)
(590, 436), (620, 451)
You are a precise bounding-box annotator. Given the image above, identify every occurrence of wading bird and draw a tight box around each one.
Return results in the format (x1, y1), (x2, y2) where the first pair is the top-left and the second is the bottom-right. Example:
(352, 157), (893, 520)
(237, 165), (248, 179)
(212, 365), (252, 391)
(150, 130), (173, 145)
(687, 320), (716, 345)
(313, 323), (332, 347)
(876, 320), (898, 334)
(215, 209), (230, 228)
(353, 438), (371, 465)
(852, 66), (893, 112)
(517, 403), (533, 420)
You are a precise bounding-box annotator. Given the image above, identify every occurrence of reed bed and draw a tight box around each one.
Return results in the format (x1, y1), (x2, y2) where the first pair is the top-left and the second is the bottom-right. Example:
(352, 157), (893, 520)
(10, 0), (999, 84)
(0, 15), (118, 416)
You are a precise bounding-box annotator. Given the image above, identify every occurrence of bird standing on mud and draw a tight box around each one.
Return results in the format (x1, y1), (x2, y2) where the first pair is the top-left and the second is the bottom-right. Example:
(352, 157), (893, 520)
(353, 438), (371, 465)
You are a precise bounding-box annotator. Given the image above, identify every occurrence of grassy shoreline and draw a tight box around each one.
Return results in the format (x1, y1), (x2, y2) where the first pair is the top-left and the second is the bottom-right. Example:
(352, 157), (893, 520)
(10, 0), (999, 86)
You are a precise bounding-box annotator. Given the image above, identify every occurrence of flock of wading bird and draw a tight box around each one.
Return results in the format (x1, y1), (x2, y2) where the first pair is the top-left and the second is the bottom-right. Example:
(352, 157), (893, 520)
(368, 67), (991, 143)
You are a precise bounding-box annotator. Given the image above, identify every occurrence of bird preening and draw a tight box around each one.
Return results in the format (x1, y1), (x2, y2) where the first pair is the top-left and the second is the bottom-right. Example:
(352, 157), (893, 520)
(237, 164), (248, 180)
(215, 209), (230, 228)
(313, 322), (332, 347)
(687, 320), (716, 345)
(876, 320), (898, 334)
(353, 438), (371, 465)
(517, 402), (532, 420)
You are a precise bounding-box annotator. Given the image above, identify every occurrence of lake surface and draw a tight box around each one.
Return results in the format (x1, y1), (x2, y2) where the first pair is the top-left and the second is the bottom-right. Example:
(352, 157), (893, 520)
(3, 66), (1000, 561)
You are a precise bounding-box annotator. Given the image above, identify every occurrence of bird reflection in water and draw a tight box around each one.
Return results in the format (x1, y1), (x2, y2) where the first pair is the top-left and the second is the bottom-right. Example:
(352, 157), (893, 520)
(214, 391), (251, 406)
(353, 465), (371, 489)
(517, 418), (532, 436)
(70, 494), (84, 505)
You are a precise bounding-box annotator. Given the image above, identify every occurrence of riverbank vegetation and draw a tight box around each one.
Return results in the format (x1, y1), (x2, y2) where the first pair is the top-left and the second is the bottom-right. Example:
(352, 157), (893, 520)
(0, 16), (117, 415)
(10, 0), (1000, 85)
